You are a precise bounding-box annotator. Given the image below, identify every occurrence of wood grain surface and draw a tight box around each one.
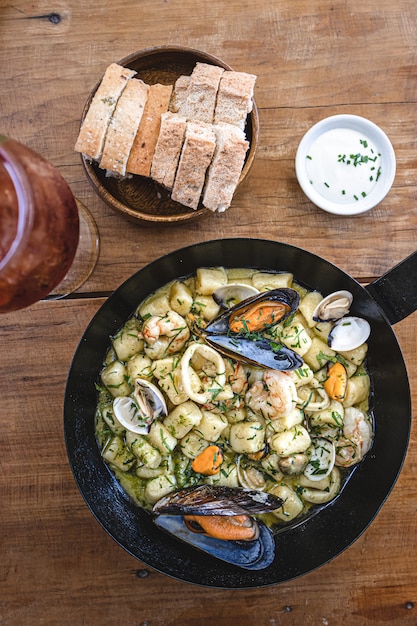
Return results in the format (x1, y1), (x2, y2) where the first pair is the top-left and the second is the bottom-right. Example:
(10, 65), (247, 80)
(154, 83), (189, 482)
(1, 1), (417, 624)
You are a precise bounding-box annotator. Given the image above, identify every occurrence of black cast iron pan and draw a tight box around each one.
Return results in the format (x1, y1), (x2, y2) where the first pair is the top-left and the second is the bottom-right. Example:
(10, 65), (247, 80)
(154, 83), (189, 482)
(64, 238), (413, 588)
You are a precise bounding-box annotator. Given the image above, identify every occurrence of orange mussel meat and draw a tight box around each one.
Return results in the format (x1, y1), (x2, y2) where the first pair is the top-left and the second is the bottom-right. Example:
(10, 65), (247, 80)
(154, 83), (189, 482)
(184, 514), (259, 541)
(229, 301), (290, 333)
(324, 362), (348, 400)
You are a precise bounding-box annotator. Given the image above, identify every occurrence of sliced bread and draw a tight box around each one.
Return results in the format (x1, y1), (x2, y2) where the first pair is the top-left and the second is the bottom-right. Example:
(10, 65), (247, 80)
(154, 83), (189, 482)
(214, 71), (256, 130)
(74, 63), (136, 161)
(99, 78), (149, 175)
(169, 75), (190, 114)
(202, 123), (249, 212)
(171, 121), (216, 210)
(126, 83), (173, 177)
(178, 63), (224, 123)
(150, 112), (187, 189)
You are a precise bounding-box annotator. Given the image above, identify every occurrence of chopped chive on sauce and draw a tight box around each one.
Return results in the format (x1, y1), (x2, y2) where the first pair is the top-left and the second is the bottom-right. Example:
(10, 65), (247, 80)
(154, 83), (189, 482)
(305, 128), (382, 203)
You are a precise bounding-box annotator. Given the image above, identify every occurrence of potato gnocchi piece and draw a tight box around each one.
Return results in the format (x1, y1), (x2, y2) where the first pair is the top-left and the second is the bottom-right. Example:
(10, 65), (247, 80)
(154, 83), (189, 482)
(126, 430), (162, 468)
(163, 401), (202, 439)
(192, 294), (221, 321)
(112, 318), (144, 361)
(169, 281), (194, 316)
(269, 407), (304, 433)
(138, 292), (171, 318)
(270, 425), (311, 457)
(100, 404), (125, 435)
(195, 266), (227, 295)
(252, 271), (293, 290)
(269, 484), (304, 522)
(194, 410), (228, 442)
(153, 357), (189, 405)
(280, 322), (312, 357)
(308, 399), (344, 427)
(303, 337), (336, 371)
(290, 364), (315, 387)
(339, 343), (368, 366)
(229, 421), (265, 454)
(101, 360), (131, 397)
(145, 473), (177, 504)
(180, 431), (209, 459)
(127, 353), (153, 381)
(343, 373), (371, 408)
(298, 290), (323, 327)
(260, 453), (284, 480)
(225, 406), (247, 424)
(147, 421), (177, 457)
(102, 435), (136, 471)
(297, 468), (341, 504)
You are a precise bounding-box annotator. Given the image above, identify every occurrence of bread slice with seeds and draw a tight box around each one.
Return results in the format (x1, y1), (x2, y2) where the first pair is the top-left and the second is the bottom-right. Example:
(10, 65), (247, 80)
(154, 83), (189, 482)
(99, 78), (149, 176)
(74, 63), (136, 161)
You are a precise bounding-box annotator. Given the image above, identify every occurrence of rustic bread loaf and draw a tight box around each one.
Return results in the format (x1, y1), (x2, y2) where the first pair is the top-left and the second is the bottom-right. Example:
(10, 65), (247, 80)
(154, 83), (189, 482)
(214, 71), (256, 130)
(99, 78), (149, 175)
(171, 121), (216, 210)
(74, 63), (136, 161)
(150, 112), (187, 189)
(202, 123), (249, 212)
(126, 83), (173, 177)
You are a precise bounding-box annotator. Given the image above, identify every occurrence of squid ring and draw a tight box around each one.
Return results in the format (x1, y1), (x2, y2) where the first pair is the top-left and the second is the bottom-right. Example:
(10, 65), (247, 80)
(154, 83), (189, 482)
(297, 377), (330, 412)
(180, 342), (227, 404)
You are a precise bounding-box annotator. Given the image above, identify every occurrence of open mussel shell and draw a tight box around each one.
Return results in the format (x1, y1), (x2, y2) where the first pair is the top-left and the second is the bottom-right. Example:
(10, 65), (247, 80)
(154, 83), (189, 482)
(313, 290), (353, 322)
(212, 283), (260, 309)
(205, 287), (300, 335)
(152, 485), (283, 516)
(206, 334), (304, 371)
(328, 316), (371, 351)
(154, 515), (275, 570)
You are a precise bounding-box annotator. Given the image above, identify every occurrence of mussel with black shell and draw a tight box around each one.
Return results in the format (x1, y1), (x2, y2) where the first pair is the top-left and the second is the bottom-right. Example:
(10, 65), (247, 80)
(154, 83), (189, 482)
(194, 287), (304, 371)
(153, 485), (282, 570)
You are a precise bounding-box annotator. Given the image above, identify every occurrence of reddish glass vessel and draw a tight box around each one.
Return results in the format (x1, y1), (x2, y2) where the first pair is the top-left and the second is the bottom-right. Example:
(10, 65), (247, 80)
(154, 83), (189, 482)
(0, 136), (79, 313)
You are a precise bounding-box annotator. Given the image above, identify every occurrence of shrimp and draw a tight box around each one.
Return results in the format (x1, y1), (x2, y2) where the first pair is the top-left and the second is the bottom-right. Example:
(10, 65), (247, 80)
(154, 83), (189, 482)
(335, 407), (373, 467)
(225, 359), (248, 395)
(245, 369), (297, 420)
(141, 310), (190, 359)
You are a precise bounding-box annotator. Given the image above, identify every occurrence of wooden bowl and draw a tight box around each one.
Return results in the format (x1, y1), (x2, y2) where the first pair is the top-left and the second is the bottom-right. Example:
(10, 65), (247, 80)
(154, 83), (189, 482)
(80, 46), (259, 225)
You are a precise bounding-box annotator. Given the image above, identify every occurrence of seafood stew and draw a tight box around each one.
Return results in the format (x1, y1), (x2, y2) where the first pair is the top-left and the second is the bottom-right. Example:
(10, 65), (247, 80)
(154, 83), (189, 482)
(95, 266), (373, 567)
(65, 238), (410, 587)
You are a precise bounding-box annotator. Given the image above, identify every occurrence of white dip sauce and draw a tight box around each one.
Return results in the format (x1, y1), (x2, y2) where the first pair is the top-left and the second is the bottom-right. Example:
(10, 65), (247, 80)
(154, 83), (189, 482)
(305, 128), (382, 204)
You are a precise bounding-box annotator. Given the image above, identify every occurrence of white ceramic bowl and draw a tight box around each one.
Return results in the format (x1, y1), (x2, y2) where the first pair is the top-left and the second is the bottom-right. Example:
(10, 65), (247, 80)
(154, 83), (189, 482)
(295, 114), (396, 216)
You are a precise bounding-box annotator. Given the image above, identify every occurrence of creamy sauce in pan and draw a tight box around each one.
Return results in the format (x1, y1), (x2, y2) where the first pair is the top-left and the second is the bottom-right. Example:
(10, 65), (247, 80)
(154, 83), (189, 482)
(95, 267), (373, 530)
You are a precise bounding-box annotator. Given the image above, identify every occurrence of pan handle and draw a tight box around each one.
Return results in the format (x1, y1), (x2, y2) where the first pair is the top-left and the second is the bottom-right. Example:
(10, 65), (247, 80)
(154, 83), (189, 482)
(365, 250), (417, 325)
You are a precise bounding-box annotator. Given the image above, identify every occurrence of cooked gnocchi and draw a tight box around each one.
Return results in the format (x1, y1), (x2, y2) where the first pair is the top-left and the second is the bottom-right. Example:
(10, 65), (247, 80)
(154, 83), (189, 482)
(95, 267), (373, 527)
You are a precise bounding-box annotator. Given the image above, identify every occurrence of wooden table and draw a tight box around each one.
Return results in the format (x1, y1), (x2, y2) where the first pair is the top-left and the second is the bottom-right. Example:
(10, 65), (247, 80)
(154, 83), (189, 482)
(2, 1), (417, 624)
